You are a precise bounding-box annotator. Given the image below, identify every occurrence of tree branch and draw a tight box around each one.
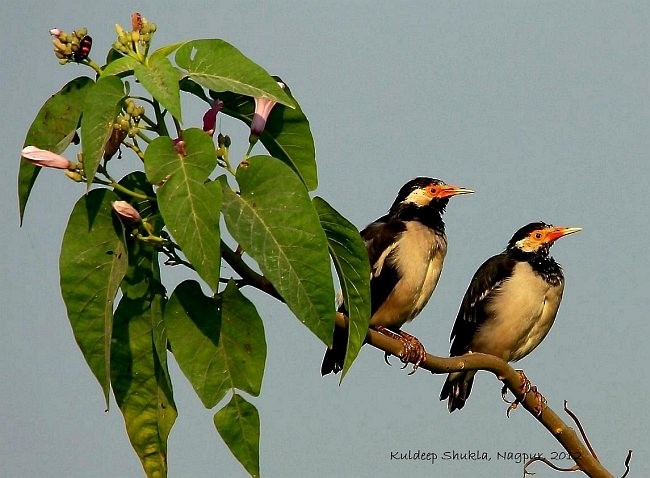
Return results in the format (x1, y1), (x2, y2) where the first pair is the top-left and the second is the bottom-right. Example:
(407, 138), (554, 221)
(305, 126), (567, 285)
(333, 312), (620, 478)
(220, 240), (283, 300)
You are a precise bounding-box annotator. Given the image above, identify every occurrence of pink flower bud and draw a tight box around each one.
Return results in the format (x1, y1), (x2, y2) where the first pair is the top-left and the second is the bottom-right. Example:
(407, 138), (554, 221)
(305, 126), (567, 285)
(202, 100), (224, 136)
(21, 146), (73, 169)
(250, 81), (286, 139)
(49, 28), (62, 37)
(111, 201), (142, 222)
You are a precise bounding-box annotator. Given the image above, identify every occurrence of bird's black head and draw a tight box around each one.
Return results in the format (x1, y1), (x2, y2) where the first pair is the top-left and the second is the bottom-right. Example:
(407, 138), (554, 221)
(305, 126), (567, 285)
(506, 222), (582, 258)
(388, 177), (473, 228)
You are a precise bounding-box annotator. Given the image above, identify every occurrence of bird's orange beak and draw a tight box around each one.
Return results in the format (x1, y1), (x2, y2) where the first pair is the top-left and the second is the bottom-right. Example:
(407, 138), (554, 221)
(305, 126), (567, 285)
(545, 226), (582, 243)
(433, 185), (474, 199)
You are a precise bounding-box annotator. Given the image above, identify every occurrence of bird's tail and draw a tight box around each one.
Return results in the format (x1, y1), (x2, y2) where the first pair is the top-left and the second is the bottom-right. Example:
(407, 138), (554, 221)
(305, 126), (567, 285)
(440, 370), (476, 412)
(321, 325), (348, 376)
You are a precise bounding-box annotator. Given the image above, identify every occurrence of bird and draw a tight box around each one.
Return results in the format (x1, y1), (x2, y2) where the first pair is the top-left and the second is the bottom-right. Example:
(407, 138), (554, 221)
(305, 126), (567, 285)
(321, 177), (473, 376)
(440, 221), (581, 412)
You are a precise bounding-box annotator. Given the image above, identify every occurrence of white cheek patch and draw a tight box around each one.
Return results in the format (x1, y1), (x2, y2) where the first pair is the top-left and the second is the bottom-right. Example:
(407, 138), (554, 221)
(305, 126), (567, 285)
(403, 188), (431, 206)
(515, 238), (537, 253)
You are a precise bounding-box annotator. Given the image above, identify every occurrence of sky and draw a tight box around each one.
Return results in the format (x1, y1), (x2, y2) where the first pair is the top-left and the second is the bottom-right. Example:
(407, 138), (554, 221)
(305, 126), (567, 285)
(2, 1), (649, 477)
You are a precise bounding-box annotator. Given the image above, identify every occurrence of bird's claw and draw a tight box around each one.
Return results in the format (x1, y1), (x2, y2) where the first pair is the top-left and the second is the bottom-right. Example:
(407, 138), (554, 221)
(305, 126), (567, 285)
(373, 326), (426, 374)
(503, 371), (546, 417)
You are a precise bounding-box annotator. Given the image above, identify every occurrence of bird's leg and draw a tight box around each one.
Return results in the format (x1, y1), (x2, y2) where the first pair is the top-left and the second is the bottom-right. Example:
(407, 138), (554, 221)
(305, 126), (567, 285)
(503, 370), (546, 417)
(372, 326), (426, 374)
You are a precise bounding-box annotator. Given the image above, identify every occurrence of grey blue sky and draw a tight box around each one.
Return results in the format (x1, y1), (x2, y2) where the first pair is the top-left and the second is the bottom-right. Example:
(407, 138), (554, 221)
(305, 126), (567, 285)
(3, 2), (648, 477)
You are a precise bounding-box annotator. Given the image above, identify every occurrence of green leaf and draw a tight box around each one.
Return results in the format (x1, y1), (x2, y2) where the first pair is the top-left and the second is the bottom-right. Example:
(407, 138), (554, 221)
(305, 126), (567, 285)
(112, 295), (176, 478)
(150, 42), (186, 59)
(134, 55), (182, 121)
(221, 156), (335, 345)
(18, 76), (93, 223)
(59, 188), (128, 407)
(313, 197), (371, 379)
(214, 86), (317, 190)
(144, 129), (221, 291)
(101, 56), (138, 77)
(165, 280), (266, 408)
(80, 76), (125, 185)
(214, 394), (260, 478)
(175, 39), (293, 107)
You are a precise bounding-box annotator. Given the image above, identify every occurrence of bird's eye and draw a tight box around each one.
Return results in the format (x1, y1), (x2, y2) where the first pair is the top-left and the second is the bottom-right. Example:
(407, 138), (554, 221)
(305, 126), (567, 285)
(534, 232), (543, 239)
(428, 186), (437, 195)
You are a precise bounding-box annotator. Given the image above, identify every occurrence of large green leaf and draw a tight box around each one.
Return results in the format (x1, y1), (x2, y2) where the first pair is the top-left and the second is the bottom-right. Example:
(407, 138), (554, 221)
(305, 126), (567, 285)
(221, 156), (335, 345)
(144, 128), (221, 291)
(134, 54), (182, 121)
(313, 197), (371, 379)
(80, 76), (125, 185)
(212, 86), (317, 190)
(175, 39), (293, 107)
(59, 188), (128, 407)
(18, 76), (93, 223)
(165, 280), (266, 408)
(112, 295), (176, 478)
(214, 394), (260, 478)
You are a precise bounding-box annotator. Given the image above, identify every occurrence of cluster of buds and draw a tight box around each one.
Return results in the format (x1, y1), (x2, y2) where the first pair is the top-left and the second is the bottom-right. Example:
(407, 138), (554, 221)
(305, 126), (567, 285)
(113, 99), (145, 136)
(113, 12), (157, 56)
(50, 27), (92, 64)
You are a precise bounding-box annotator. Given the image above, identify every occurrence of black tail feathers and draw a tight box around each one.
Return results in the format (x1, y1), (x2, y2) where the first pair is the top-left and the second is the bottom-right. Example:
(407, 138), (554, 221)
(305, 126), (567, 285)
(440, 371), (475, 412)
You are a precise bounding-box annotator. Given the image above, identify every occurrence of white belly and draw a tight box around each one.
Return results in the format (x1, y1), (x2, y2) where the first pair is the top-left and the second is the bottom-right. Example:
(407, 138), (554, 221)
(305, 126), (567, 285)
(370, 222), (447, 328)
(471, 261), (564, 362)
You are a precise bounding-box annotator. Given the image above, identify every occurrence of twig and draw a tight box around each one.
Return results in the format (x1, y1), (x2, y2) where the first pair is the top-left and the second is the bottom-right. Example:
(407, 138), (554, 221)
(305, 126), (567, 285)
(620, 450), (632, 478)
(565, 400), (598, 460)
(219, 240), (283, 301)
(524, 456), (579, 476)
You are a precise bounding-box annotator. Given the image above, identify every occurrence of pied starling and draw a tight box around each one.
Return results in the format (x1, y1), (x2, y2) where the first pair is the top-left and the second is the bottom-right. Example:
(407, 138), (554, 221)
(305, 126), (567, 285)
(321, 177), (473, 375)
(440, 222), (581, 412)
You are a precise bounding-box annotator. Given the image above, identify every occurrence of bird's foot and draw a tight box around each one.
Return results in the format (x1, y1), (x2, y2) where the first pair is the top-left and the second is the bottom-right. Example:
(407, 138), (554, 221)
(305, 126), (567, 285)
(373, 326), (426, 374)
(503, 371), (546, 417)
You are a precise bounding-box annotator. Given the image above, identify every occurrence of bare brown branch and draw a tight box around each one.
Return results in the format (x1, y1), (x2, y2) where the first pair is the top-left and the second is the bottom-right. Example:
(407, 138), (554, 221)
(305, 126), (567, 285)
(524, 456), (579, 475)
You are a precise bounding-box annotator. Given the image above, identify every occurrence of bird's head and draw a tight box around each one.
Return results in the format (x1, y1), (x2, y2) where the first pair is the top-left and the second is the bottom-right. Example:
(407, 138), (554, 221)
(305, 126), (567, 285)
(390, 177), (473, 217)
(507, 222), (582, 256)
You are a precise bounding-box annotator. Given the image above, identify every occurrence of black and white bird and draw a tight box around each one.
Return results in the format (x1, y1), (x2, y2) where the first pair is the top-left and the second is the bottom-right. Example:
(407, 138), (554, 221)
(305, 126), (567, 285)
(321, 177), (473, 375)
(440, 222), (581, 412)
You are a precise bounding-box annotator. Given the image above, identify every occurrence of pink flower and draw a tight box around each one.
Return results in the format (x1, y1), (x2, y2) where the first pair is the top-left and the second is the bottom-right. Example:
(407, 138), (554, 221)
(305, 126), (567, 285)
(21, 146), (72, 169)
(49, 28), (61, 37)
(111, 201), (141, 222)
(202, 100), (224, 136)
(250, 81), (286, 139)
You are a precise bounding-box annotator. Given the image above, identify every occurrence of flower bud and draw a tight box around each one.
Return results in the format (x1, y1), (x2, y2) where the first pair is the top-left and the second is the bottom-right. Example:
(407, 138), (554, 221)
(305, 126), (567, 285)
(64, 170), (84, 182)
(111, 201), (142, 222)
(202, 100), (224, 136)
(249, 81), (286, 141)
(49, 28), (61, 37)
(131, 12), (144, 32)
(21, 146), (73, 169)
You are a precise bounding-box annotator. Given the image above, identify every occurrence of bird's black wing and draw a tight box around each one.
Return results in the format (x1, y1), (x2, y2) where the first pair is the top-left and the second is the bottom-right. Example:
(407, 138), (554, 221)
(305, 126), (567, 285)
(449, 252), (516, 356)
(361, 218), (406, 316)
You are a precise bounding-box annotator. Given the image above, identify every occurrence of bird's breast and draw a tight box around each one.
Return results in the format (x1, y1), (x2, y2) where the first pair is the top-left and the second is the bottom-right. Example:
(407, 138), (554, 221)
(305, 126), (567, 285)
(471, 261), (564, 362)
(370, 221), (447, 328)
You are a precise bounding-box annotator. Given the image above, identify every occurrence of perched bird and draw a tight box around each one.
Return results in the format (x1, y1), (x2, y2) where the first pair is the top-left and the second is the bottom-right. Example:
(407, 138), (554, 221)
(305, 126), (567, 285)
(321, 177), (473, 375)
(440, 222), (581, 412)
